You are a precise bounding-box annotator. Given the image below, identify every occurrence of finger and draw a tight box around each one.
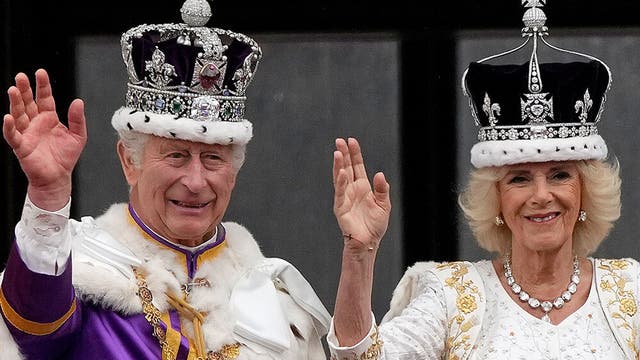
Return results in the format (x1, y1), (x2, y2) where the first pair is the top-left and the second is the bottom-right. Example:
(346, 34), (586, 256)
(13, 72), (38, 120)
(68, 99), (87, 142)
(2, 114), (22, 151)
(334, 138), (348, 179)
(35, 69), (56, 113)
(347, 137), (368, 181)
(333, 150), (343, 185)
(333, 168), (349, 210)
(7, 86), (30, 132)
(336, 137), (356, 181)
(372, 172), (391, 208)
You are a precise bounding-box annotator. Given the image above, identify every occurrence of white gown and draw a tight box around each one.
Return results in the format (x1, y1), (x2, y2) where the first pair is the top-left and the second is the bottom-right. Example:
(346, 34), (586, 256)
(328, 259), (637, 360)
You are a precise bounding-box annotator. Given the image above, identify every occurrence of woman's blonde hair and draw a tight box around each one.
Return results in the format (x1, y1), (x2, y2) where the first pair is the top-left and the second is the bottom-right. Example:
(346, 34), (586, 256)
(457, 159), (621, 256)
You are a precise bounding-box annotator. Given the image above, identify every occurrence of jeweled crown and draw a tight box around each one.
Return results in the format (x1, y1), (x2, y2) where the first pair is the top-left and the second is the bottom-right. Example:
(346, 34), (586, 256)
(111, 0), (262, 146)
(461, 0), (612, 168)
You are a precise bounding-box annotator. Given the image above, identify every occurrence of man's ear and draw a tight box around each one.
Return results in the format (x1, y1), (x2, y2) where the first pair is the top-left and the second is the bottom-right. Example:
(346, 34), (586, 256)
(117, 140), (139, 186)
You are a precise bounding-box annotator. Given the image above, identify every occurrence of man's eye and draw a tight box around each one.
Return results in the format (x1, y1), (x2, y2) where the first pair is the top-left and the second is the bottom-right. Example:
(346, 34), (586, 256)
(168, 152), (185, 159)
(202, 153), (222, 162)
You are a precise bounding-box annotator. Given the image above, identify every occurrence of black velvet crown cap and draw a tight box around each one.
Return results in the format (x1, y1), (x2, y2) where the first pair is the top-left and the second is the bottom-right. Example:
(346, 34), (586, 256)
(461, 1), (611, 168)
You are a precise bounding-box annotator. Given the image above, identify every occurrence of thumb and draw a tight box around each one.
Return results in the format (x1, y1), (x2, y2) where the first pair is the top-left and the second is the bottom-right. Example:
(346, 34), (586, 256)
(68, 99), (87, 142)
(372, 172), (391, 208)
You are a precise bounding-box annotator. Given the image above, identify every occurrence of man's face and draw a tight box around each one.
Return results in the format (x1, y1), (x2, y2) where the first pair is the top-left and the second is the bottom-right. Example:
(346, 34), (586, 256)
(120, 136), (237, 247)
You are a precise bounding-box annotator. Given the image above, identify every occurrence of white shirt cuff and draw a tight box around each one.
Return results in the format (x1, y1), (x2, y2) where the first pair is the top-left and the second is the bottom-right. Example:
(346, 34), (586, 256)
(327, 313), (380, 358)
(14, 195), (72, 275)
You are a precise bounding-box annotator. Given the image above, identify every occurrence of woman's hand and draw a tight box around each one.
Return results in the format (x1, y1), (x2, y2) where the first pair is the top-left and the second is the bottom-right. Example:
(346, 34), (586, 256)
(333, 137), (391, 254)
(3, 69), (87, 211)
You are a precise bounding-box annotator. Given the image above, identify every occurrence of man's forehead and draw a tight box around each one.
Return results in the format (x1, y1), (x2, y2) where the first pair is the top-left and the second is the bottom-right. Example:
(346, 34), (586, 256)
(150, 136), (231, 151)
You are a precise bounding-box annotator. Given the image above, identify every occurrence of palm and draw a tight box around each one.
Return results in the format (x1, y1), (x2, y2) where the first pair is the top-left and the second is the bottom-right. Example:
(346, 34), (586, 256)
(13, 109), (85, 187)
(3, 70), (87, 201)
(333, 138), (391, 250)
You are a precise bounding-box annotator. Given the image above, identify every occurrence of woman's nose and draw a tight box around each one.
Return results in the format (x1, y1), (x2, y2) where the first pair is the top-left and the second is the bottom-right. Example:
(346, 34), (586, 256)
(531, 178), (553, 205)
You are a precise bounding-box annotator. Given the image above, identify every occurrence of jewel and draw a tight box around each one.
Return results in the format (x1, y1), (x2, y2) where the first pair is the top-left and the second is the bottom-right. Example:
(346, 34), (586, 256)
(553, 297), (565, 309)
(511, 283), (521, 293)
(528, 298), (540, 308)
(199, 63), (221, 90)
(504, 254), (579, 322)
(154, 98), (165, 110)
(171, 99), (183, 114)
(191, 96), (220, 121)
(531, 104), (545, 116)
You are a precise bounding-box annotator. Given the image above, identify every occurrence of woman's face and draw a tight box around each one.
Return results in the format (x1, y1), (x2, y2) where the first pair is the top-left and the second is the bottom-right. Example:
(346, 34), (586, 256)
(497, 161), (582, 252)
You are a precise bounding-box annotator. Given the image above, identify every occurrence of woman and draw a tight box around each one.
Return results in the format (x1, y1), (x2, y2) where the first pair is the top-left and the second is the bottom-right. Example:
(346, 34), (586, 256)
(327, 3), (639, 359)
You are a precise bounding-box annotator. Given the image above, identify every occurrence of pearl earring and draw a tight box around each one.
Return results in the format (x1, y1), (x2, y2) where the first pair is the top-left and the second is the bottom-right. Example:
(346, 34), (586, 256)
(495, 215), (504, 226)
(578, 210), (587, 222)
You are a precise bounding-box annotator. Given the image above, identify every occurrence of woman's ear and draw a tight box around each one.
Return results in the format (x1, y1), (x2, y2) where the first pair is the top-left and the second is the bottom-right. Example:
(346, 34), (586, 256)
(117, 140), (139, 186)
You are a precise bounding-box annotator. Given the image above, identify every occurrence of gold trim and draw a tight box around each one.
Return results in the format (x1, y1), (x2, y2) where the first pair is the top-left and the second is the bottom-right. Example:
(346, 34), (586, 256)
(0, 287), (77, 336)
(133, 267), (240, 360)
(436, 262), (481, 360)
(330, 325), (383, 360)
(133, 267), (176, 360)
(597, 259), (639, 359)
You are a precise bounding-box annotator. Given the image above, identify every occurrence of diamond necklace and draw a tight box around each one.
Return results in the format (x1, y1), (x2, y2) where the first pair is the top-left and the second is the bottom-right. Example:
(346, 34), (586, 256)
(503, 254), (580, 323)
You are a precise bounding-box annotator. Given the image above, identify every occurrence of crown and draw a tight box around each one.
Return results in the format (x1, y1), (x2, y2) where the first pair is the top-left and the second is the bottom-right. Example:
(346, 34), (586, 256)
(111, 0), (262, 146)
(461, 0), (612, 168)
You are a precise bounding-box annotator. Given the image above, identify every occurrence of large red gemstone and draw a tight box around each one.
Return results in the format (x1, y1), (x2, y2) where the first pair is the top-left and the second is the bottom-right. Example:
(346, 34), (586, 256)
(199, 63), (221, 90)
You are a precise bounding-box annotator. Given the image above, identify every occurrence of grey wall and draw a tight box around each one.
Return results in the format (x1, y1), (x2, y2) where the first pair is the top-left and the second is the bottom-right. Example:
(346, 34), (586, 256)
(456, 29), (640, 261)
(75, 33), (404, 318)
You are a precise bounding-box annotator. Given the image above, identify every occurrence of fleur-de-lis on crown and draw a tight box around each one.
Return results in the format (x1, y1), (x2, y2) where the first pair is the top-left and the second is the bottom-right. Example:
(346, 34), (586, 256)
(145, 48), (178, 88)
(575, 89), (593, 124)
(483, 93), (501, 127)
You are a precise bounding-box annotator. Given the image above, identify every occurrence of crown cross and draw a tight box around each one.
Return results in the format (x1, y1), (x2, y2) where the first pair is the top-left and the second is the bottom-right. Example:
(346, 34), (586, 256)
(575, 89), (593, 123)
(482, 93), (501, 126)
(145, 48), (177, 87)
(521, 92), (553, 124)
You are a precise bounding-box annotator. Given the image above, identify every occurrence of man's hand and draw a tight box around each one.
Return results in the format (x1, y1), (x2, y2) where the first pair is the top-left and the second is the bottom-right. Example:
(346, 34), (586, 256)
(3, 69), (87, 211)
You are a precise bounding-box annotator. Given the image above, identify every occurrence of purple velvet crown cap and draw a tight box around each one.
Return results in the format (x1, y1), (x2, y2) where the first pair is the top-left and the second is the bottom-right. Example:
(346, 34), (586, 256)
(111, 0), (262, 146)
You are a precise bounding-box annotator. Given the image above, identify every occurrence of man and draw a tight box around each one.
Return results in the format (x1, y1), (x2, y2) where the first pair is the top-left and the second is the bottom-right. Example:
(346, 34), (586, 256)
(0, 0), (330, 358)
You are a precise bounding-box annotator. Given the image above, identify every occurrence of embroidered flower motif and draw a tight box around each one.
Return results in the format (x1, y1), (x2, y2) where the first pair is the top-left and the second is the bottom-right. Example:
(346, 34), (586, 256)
(436, 262), (482, 359)
(597, 259), (639, 358)
(609, 260), (629, 270)
(619, 298), (637, 317)
(457, 294), (478, 314)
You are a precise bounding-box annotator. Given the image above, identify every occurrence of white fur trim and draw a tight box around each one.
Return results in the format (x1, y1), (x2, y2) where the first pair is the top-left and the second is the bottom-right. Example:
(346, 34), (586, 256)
(111, 107), (253, 145)
(470, 134), (608, 168)
(0, 204), (326, 359)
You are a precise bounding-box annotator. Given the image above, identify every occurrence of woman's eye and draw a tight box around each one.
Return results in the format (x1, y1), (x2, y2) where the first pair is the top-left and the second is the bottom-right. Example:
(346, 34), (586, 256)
(508, 175), (528, 184)
(552, 171), (571, 180)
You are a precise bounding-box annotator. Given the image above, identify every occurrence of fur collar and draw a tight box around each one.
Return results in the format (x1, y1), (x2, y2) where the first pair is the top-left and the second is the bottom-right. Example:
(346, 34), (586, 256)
(72, 203), (267, 350)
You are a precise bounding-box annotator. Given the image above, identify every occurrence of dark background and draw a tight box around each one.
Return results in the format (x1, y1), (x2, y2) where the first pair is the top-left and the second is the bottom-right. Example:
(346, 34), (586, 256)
(2, 0), (639, 268)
